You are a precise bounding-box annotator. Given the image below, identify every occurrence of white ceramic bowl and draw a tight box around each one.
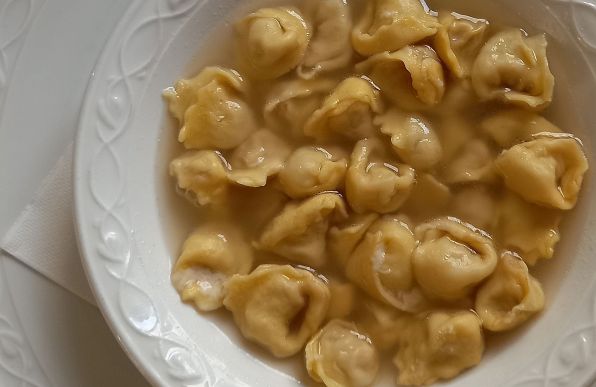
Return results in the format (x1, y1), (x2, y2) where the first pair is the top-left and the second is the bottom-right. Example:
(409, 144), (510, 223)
(74, 0), (596, 386)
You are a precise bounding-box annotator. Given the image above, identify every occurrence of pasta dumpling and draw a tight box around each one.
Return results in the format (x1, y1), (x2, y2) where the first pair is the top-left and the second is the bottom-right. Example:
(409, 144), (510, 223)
(164, 1), (591, 384)
(236, 7), (310, 79)
(352, 0), (439, 56)
(304, 77), (382, 142)
(164, 67), (257, 150)
(495, 136), (588, 210)
(328, 213), (380, 266)
(224, 264), (330, 357)
(356, 46), (445, 111)
(403, 174), (451, 220)
(346, 138), (416, 214)
(278, 146), (348, 199)
(393, 311), (484, 385)
(354, 298), (407, 351)
(413, 217), (498, 300)
(437, 116), (475, 163)
(256, 193), (348, 268)
(375, 109), (443, 170)
(345, 216), (429, 312)
(228, 129), (292, 187)
(451, 185), (497, 231)
(327, 281), (358, 320)
(264, 78), (336, 140)
(443, 139), (497, 184)
(436, 79), (479, 116)
(471, 29), (555, 110)
(169, 151), (230, 206)
(298, 0), (352, 78)
(306, 320), (379, 387)
(497, 193), (562, 265)
(434, 11), (488, 78)
(172, 226), (253, 311)
(481, 109), (561, 148)
(475, 252), (545, 331)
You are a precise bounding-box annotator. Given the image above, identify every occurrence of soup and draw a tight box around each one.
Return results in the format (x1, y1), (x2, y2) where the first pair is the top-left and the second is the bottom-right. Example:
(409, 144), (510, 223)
(161, 0), (589, 385)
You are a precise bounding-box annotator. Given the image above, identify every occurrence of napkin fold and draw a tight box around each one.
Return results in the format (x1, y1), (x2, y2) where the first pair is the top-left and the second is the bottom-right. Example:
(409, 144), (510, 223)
(1, 143), (96, 305)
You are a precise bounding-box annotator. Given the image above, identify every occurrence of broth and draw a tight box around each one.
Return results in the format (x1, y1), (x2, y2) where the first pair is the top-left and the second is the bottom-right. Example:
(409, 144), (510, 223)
(157, 0), (590, 385)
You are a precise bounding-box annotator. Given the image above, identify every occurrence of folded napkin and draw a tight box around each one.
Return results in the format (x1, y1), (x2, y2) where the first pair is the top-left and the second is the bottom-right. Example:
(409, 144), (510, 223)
(0, 143), (96, 305)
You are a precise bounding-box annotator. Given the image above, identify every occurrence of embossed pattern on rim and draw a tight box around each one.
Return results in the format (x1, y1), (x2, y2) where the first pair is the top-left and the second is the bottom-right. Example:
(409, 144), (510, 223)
(75, 0), (256, 385)
(74, 0), (596, 386)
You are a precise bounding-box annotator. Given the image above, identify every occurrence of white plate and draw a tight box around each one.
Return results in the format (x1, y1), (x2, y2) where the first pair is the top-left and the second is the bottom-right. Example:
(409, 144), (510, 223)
(74, 0), (596, 386)
(0, 0), (149, 385)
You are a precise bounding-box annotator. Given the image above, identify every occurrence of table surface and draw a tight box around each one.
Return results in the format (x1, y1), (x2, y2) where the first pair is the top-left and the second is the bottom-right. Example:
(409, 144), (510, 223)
(0, 0), (149, 385)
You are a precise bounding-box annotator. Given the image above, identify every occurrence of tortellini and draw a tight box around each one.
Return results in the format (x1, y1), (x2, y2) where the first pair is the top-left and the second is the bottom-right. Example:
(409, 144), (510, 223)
(346, 138), (416, 214)
(475, 252), (545, 331)
(298, 0), (352, 78)
(328, 213), (380, 266)
(170, 151), (230, 206)
(451, 185), (497, 231)
(165, 1), (590, 385)
(236, 7), (310, 79)
(264, 78), (336, 139)
(471, 29), (555, 110)
(495, 136), (589, 210)
(327, 281), (358, 320)
(256, 193), (347, 268)
(413, 217), (498, 301)
(278, 146), (348, 199)
(172, 227), (253, 311)
(304, 77), (382, 142)
(306, 320), (379, 387)
(434, 11), (488, 78)
(443, 139), (497, 184)
(354, 298), (406, 351)
(224, 264), (330, 357)
(436, 115), (475, 162)
(481, 109), (561, 148)
(393, 311), (484, 385)
(497, 193), (562, 265)
(169, 132), (291, 203)
(436, 79), (479, 116)
(227, 129), (291, 187)
(352, 0), (439, 56)
(164, 67), (257, 150)
(375, 109), (443, 170)
(403, 174), (451, 220)
(345, 216), (429, 313)
(356, 46), (445, 111)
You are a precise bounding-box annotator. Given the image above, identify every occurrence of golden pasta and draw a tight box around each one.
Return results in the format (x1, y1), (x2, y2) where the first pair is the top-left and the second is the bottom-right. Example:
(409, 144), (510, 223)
(164, 67), (257, 149)
(352, 0), (439, 56)
(298, 0), (353, 78)
(304, 77), (383, 142)
(356, 45), (445, 111)
(278, 146), (348, 199)
(171, 226), (253, 311)
(236, 7), (310, 79)
(224, 264), (330, 357)
(256, 192), (347, 268)
(475, 252), (545, 331)
(346, 138), (416, 214)
(305, 319), (380, 387)
(393, 311), (484, 385)
(471, 29), (555, 110)
(164, 1), (589, 385)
